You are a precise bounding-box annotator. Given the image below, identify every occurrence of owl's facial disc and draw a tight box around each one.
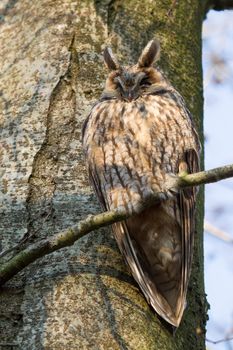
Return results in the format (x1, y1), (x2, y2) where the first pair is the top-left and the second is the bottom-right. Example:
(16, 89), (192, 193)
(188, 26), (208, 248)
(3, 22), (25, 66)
(115, 76), (137, 101)
(115, 71), (151, 102)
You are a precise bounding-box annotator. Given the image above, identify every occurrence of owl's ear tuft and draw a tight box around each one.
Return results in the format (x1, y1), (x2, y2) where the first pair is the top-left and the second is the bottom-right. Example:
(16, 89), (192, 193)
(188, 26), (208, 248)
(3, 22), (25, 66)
(103, 47), (120, 71)
(137, 39), (160, 68)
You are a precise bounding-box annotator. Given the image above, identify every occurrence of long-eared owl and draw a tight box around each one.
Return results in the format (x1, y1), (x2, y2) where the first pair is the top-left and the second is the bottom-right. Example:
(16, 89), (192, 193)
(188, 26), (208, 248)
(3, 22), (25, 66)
(82, 39), (200, 327)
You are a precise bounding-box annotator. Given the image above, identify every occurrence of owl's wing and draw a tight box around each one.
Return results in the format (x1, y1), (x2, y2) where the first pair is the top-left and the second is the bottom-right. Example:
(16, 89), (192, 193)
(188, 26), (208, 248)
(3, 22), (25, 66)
(112, 149), (199, 328)
(176, 148), (200, 323)
(179, 149), (200, 264)
(86, 102), (199, 327)
(88, 163), (107, 211)
(87, 147), (199, 328)
(83, 98), (200, 327)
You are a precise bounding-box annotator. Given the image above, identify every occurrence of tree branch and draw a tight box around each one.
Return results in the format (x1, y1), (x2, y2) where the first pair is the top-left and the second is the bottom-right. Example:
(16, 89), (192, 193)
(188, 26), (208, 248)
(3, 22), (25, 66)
(176, 163), (233, 187)
(1, 163), (233, 287)
(206, 336), (233, 344)
(204, 220), (233, 243)
(0, 210), (128, 287)
(205, 0), (233, 12)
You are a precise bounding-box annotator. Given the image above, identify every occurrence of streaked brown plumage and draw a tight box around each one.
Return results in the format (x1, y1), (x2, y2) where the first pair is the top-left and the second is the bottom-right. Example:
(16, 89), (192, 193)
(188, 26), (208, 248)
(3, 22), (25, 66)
(82, 39), (200, 327)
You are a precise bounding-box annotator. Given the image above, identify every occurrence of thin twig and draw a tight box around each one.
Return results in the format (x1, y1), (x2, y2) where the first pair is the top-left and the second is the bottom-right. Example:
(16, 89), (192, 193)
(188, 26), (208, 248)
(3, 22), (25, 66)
(176, 163), (233, 188)
(206, 336), (233, 344)
(204, 221), (233, 243)
(1, 163), (233, 286)
(0, 210), (128, 286)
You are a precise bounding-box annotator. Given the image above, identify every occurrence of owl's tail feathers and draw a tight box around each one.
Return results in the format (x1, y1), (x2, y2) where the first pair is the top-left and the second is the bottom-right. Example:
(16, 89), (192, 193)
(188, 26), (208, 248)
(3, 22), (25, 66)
(112, 203), (186, 327)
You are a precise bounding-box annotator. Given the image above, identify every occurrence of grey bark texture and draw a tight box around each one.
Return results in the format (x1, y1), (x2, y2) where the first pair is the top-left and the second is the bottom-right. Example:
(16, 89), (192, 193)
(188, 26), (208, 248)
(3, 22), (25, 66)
(0, 1), (208, 349)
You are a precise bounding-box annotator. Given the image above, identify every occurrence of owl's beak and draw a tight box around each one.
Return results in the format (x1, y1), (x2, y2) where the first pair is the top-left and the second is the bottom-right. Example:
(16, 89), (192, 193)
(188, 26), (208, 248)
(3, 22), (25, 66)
(124, 89), (137, 102)
(128, 91), (133, 101)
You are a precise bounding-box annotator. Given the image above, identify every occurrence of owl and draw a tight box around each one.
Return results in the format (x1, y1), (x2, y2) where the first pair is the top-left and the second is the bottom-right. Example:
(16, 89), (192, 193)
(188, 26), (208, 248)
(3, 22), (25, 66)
(82, 39), (200, 328)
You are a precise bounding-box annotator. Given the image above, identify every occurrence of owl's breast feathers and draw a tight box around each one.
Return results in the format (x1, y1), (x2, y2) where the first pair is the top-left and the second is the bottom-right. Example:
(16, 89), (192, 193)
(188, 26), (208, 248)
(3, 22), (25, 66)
(83, 92), (199, 214)
(82, 90), (200, 327)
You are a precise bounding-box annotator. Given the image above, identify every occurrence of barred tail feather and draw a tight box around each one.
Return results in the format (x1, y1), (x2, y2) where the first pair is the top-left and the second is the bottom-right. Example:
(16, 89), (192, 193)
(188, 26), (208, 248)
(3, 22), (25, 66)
(112, 202), (187, 327)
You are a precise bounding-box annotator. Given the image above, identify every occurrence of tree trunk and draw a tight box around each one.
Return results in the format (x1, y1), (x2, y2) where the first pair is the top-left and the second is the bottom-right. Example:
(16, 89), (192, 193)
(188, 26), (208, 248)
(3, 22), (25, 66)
(0, 1), (207, 349)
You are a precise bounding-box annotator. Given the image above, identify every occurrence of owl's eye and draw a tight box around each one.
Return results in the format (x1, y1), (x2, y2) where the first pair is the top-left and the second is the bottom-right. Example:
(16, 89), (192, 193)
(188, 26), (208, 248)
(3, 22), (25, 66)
(114, 77), (125, 90)
(140, 77), (151, 87)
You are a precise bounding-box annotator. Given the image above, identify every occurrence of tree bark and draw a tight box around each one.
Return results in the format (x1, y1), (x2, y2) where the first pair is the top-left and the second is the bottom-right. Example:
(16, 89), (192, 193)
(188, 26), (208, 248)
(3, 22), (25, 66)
(0, 1), (207, 349)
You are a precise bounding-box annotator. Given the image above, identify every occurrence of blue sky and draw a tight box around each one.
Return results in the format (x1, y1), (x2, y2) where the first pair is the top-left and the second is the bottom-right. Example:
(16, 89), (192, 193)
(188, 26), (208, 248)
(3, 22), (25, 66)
(203, 9), (233, 350)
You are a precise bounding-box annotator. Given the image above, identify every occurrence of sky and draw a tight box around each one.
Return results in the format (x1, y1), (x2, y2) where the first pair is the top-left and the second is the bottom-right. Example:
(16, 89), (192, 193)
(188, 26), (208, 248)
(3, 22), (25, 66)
(203, 9), (233, 350)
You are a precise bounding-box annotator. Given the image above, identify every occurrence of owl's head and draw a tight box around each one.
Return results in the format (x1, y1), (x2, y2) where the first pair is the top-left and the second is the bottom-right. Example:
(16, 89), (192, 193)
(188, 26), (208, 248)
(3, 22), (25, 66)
(102, 39), (166, 102)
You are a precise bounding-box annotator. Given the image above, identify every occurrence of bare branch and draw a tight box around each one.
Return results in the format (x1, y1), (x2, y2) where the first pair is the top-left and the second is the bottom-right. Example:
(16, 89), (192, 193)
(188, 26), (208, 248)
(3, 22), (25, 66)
(1, 163), (233, 287)
(0, 210), (127, 286)
(204, 221), (233, 243)
(176, 163), (233, 188)
(206, 335), (233, 344)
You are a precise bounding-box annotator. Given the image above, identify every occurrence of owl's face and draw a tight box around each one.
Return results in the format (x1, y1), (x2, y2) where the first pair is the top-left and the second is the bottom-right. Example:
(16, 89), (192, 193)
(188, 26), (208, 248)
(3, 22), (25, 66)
(102, 40), (166, 102)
